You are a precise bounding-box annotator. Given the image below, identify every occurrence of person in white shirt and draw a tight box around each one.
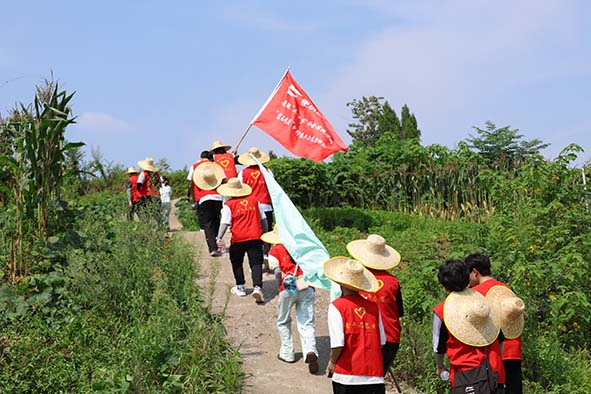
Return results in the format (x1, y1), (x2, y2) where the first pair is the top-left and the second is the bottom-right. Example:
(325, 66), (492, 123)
(159, 176), (172, 231)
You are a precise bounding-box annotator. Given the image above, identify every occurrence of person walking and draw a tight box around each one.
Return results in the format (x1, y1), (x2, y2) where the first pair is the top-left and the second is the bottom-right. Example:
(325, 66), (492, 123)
(188, 151), (225, 256)
(261, 226), (319, 374)
(216, 178), (268, 304)
(125, 167), (140, 221)
(347, 234), (404, 376)
(324, 257), (386, 394)
(433, 259), (504, 393)
(210, 140), (238, 181)
(159, 176), (172, 231)
(136, 157), (161, 223)
(466, 253), (525, 394)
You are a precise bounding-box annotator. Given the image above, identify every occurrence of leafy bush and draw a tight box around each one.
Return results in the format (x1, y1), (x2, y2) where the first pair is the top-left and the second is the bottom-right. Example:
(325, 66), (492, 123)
(304, 207), (376, 232)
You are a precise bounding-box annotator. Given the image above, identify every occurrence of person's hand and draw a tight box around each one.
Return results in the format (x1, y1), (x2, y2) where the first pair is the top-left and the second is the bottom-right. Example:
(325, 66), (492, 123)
(327, 360), (335, 378)
(216, 239), (226, 249)
(128, 201), (132, 208)
(192, 202), (199, 210)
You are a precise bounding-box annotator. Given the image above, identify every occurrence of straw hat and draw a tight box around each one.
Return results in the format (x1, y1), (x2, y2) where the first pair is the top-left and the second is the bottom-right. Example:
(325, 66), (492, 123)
(217, 177), (252, 197)
(126, 167), (139, 174)
(486, 285), (525, 339)
(346, 234), (401, 270)
(238, 146), (271, 166)
(261, 225), (282, 244)
(323, 257), (380, 293)
(443, 288), (499, 347)
(192, 162), (225, 191)
(137, 157), (158, 172)
(210, 140), (232, 151)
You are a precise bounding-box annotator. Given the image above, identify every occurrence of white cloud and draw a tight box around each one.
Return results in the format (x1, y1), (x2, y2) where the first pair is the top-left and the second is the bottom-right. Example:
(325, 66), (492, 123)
(76, 112), (134, 134)
(222, 6), (316, 33)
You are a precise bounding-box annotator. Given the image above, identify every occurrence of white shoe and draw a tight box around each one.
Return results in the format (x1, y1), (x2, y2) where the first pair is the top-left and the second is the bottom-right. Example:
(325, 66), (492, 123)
(231, 286), (247, 297)
(252, 286), (264, 304)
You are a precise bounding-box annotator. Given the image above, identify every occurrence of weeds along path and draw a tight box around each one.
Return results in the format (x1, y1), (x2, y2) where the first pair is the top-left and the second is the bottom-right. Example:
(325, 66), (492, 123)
(169, 200), (408, 394)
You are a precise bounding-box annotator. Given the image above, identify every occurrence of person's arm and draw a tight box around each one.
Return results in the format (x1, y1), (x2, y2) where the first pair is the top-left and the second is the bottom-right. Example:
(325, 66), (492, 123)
(327, 347), (343, 378)
(126, 180), (132, 206)
(259, 203), (269, 233)
(216, 205), (231, 249)
(327, 303), (345, 378)
(433, 313), (449, 376)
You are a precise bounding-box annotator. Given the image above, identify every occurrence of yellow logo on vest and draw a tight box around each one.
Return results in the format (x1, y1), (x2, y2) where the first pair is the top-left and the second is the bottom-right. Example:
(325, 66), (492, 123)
(354, 307), (366, 320)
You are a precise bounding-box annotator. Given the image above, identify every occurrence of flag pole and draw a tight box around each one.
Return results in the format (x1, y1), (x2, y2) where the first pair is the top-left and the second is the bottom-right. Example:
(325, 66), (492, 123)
(233, 66), (291, 154)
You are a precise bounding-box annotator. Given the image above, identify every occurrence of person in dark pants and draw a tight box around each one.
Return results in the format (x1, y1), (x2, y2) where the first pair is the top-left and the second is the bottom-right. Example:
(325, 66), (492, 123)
(188, 154), (225, 256)
(216, 178), (268, 304)
(348, 234), (404, 376)
(125, 167), (140, 221)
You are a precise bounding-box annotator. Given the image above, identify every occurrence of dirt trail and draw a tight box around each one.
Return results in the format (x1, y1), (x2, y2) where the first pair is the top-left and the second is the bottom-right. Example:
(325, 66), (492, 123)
(169, 200), (412, 394)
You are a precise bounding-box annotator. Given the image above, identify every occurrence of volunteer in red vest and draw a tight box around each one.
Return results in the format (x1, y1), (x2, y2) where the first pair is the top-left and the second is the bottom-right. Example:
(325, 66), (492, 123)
(215, 178), (268, 304)
(238, 147), (274, 258)
(324, 257), (386, 394)
(125, 167), (141, 221)
(347, 234), (404, 376)
(210, 140), (238, 181)
(136, 157), (161, 223)
(261, 226), (319, 374)
(187, 151), (225, 256)
(466, 253), (525, 394)
(433, 260), (503, 393)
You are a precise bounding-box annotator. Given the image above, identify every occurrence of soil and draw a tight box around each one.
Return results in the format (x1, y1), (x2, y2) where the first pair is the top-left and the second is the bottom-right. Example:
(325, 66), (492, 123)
(169, 200), (418, 394)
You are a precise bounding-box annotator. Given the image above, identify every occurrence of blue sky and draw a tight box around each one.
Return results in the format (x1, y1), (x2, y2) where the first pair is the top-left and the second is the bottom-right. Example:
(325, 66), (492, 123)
(1, 0), (590, 170)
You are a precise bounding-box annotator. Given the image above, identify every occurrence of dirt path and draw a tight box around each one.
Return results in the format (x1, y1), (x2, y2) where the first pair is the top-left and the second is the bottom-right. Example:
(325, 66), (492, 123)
(169, 200), (412, 394)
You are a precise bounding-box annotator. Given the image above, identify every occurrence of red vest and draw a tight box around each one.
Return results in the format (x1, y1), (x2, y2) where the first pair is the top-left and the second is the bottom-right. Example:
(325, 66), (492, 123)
(129, 174), (141, 202)
(472, 279), (523, 361)
(224, 195), (262, 243)
(214, 152), (237, 180)
(240, 166), (271, 205)
(137, 171), (160, 197)
(270, 244), (304, 292)
(434, 301), (505, 386)
(360, 269), (401, 343)
(332, 294), (384, 377)
(191, 159), (219, 203)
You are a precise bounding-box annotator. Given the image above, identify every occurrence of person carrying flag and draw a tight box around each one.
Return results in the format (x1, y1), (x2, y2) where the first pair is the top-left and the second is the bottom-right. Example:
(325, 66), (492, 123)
(210, 140), (238, 181)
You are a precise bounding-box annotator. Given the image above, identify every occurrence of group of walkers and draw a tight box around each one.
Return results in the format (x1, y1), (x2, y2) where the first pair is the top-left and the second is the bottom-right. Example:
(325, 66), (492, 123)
(132, 139), (525, 394)
(125, 157), (172, 229)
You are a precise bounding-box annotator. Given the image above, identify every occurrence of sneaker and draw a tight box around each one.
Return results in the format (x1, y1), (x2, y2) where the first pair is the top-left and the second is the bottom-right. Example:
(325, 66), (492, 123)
(305, 352), (319, 374)
(252, 286), (265, 304)
(231, 285), (247, 297)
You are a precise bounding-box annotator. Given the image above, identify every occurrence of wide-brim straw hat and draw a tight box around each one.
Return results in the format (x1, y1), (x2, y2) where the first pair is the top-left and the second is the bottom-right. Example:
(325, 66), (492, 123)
(346, 234), (401, 270)
(192, 162), (225, 191)
(137, 157), (158, 172)
(210, 140), (232, 152)
(486, 285), (525, 339)
(443, 288), (499, 347)
(238, 146), (270, 166)
(217, 177), (252, 197)
(323, 257), (380, 293)
(261, 225), (281, 244)
(126, 166), (139, 174)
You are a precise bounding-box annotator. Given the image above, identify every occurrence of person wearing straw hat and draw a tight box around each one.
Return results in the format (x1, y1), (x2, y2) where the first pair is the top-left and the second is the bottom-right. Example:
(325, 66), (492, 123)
(433, 259), (503, 393)
(238, 147), (275, 264)
(187, 151), (225, 256)
(324, 257), (386, 394)
(210, 140), (238, 181)
(466, 253), (524, 394)
(216, 177), (268, 303)
(347, 234), (404, 376)
(125, 167), (141, 221)
(261, 226), (319, 374)
(136, 157), (162, 223)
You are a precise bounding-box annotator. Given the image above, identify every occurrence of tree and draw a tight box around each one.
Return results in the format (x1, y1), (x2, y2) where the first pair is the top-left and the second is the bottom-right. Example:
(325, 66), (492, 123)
(467, 121), (549, 169)
(346, 96), (384, 146)
(400, 104), (421, 140)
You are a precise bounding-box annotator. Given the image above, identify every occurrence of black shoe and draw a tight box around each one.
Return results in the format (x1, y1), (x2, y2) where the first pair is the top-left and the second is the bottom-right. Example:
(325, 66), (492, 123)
(305, 352), (319, 374)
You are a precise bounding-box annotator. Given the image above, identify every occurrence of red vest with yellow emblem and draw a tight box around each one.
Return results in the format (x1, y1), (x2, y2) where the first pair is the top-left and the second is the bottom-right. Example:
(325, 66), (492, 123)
(129, 174), (141, 202)
(137, 171), (160, 197)
(332, 294), (383, 377)
(360, 269), (401, 343)
(240, 166), (271, 205)
(214, 152), (237, 180)
(224, 195), (262, 243)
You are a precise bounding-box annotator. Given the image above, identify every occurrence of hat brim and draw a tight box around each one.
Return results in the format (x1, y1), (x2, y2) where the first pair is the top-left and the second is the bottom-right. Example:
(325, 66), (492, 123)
(346, 240), (401, 270)
(217, 182), (252, 197)
(137, 160), (158, 172)
(261, 228), (281, 244)
(126, 168), (138, 174)
(486, 285), (525, 339)
(211, 143), (232, 151)
(323, 256), (380, 293)
(192, 162), (225, 191)
(444, 288), (499, 347)
(238, 151), (270, 166)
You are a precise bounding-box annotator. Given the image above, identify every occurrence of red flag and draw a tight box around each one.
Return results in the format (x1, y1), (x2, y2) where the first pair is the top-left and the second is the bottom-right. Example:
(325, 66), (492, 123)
(251, 70), (348, 162)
